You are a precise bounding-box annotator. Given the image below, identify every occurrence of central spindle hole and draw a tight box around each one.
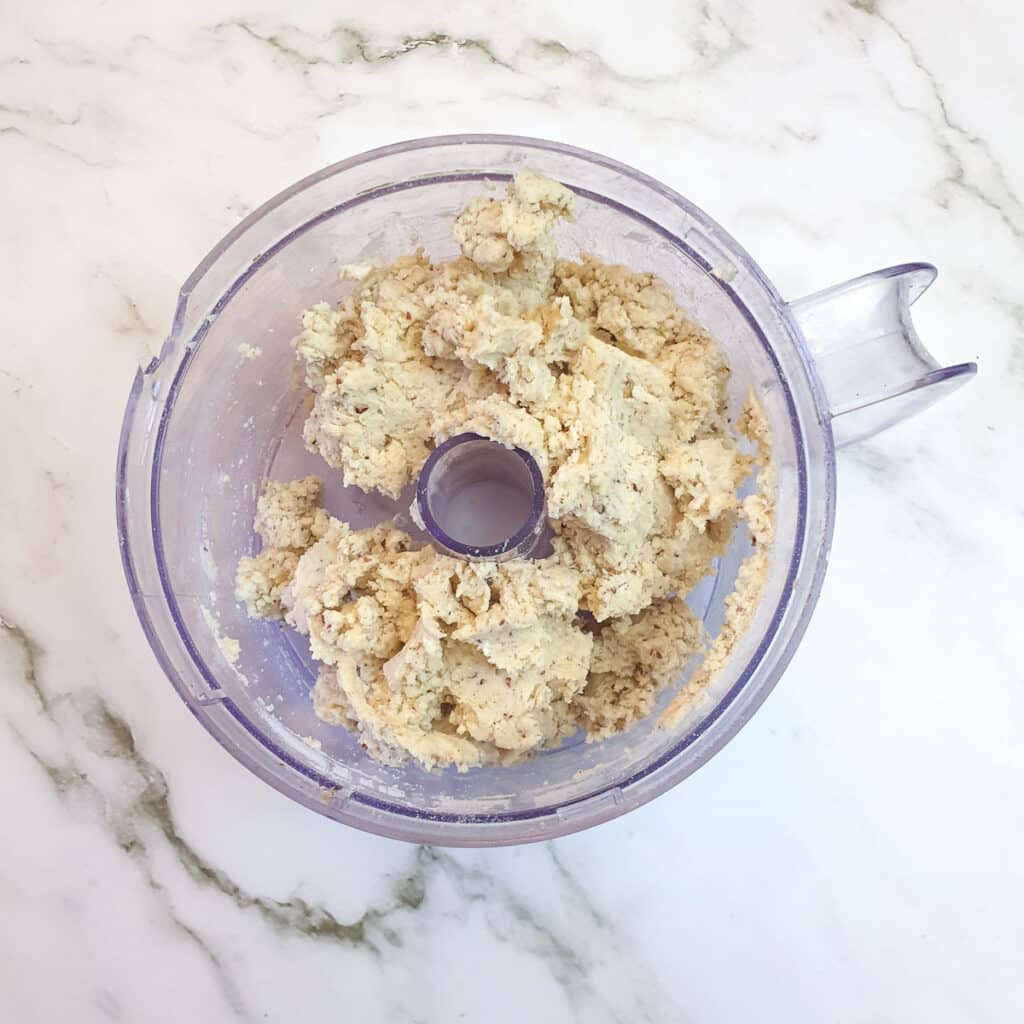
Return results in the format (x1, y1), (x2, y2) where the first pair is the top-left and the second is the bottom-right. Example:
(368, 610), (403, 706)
(418, 434), (543, 554)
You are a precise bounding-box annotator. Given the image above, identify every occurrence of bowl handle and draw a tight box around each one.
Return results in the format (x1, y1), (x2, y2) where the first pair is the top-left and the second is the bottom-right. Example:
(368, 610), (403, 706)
(787, 263), (977, 447)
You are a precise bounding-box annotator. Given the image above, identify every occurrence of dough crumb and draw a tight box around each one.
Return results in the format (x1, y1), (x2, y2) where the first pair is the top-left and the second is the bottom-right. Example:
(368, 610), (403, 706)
(201, 607), (241, 664)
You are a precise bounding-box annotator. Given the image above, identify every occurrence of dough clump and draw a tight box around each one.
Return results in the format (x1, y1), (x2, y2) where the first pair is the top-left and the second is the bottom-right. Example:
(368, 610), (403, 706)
(236, 172), (769, 770)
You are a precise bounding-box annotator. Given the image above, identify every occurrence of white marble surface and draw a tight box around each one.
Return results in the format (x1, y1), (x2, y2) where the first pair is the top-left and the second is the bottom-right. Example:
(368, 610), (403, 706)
(2, 0), (1022, 1020)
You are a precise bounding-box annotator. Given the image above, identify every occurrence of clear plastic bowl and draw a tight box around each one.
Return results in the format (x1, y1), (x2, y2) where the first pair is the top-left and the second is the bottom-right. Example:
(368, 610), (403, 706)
(117, 134), (836, 846)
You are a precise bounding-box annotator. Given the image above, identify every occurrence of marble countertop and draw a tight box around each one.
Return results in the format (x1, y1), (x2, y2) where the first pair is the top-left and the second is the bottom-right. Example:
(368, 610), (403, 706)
(2, 0), (1022, 1020)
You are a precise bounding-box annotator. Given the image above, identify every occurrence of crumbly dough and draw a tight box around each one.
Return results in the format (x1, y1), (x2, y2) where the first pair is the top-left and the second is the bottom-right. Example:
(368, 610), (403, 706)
(236, 477), (328, 618)
(295, 524), (592, 769)
(235, 171), (772, 771)
(660, 394), (776, 729)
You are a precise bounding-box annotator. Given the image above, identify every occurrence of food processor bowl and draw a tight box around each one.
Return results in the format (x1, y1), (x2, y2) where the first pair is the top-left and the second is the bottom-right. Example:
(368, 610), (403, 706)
(116, 134), (973, 845)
